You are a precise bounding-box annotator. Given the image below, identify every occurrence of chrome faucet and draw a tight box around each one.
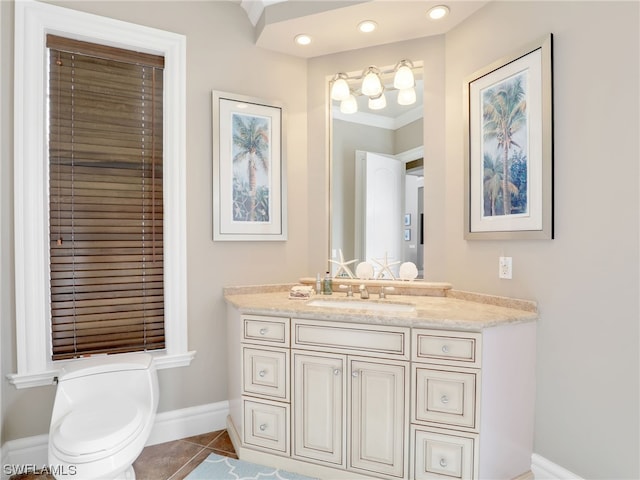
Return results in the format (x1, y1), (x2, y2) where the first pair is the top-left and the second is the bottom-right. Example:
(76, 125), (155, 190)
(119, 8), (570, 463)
(339, 284), (354, 297)
(379, 286), (395, 299)
(359, 285), (370, 299)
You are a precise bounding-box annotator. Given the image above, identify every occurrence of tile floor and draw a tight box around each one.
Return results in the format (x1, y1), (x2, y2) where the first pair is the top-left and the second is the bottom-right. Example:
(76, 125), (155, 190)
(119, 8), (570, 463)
(132, 429), (238, 480)
(8, 430), (236, 480)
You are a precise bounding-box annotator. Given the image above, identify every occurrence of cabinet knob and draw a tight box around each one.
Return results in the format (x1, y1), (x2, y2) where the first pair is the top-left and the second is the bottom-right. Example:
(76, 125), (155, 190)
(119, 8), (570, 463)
(259, 423), (267, 431)
(439, 458), (448, 468)
(352, 371), (359, 378)
(259, 328), (268, 335)
(441, 345), (450, 354)
(441, 395), (449, 404)
(258, 370), (267, 378)
(333, 369), (341, 376)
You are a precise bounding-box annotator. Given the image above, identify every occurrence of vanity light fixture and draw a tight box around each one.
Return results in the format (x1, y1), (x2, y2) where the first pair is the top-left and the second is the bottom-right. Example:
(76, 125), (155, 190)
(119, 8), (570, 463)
(397, 87), (417, 106)
(358, 20), (378, 33)
(340, 94), (358, 114)
(294, 34), (312, 46)
(331, 59), (418, 114)
(361, 66), (383, 96)
(427, 5), (450, 20)
(393, 59), (415, 90)
(368, 90), (387, 110)
(330, 73), (350, 101)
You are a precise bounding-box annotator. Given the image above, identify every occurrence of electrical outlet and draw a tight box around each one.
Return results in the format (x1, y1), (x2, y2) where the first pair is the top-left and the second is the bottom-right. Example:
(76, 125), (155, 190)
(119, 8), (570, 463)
(499, 256), (512, 279)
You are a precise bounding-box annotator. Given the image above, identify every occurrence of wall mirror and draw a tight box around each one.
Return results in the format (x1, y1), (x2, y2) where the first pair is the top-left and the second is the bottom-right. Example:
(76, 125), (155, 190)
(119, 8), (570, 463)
(329, 62), (424, 280)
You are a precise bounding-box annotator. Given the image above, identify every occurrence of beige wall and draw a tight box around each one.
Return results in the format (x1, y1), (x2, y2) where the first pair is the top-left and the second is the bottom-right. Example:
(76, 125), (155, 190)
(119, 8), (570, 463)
(443, 2), (639, 478)
(310, 2), (639, 478)
(0, 0), (310, 440)
(1, 1), (638, 478)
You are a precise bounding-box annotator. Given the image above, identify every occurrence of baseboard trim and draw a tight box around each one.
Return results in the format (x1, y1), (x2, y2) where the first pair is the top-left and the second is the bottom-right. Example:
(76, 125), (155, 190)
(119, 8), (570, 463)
(0, 400), (229, 479)
(147, 400), (229, 446)
(531, 453), (583, 479)
(2, 412), (583, 480)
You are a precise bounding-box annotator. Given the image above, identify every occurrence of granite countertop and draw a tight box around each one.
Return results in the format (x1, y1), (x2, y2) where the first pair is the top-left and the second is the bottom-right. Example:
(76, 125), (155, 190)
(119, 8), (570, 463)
(224, 284), (538, 331)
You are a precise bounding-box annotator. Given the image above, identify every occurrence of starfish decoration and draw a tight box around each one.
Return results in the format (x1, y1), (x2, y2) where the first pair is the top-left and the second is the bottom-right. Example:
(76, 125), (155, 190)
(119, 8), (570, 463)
(372, 252), (401, 280)
(329, 249), (358, 278)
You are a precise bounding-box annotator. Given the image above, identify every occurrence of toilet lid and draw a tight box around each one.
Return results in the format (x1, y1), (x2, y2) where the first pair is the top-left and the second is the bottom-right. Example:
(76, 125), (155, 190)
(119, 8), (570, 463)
(53, 397), (144, 456)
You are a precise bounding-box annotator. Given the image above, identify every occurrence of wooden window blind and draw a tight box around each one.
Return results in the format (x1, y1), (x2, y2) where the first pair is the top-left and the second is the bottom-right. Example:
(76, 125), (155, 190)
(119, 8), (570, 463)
(47, 35), (165, 360)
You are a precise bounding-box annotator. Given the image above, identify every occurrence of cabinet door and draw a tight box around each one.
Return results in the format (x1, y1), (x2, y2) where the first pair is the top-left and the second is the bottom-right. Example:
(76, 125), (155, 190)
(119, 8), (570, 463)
(350, 357), (409, 478)
(293, 352), (346, 467)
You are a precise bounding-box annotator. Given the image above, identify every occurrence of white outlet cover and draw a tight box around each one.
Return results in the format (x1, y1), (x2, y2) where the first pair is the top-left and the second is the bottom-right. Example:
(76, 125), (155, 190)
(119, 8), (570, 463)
(499, 256), (513, 279)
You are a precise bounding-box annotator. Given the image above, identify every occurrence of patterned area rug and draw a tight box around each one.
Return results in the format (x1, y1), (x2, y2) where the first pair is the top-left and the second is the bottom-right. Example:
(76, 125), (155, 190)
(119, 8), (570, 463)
(185, 453), (319, 480)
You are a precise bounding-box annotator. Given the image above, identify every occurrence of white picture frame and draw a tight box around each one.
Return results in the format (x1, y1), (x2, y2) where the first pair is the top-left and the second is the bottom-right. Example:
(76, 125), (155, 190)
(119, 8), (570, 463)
(464, 34), (554, 240)
(212, 90), (287, 241)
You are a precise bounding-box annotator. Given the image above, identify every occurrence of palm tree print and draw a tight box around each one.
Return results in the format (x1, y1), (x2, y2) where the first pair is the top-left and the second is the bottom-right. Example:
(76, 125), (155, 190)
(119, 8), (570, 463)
(483, 153), (519, 216)
(232, 113), (270, 222)
(482, 73), (527, 216)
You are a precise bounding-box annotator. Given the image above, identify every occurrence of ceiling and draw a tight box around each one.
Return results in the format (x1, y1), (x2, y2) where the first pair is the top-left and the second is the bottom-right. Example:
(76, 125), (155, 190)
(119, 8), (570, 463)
(240, 0), (489, 58)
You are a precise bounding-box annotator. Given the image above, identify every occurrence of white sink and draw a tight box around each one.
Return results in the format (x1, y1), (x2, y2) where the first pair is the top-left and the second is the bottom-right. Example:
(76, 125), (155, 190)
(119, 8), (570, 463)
(306, 298), (416, 313)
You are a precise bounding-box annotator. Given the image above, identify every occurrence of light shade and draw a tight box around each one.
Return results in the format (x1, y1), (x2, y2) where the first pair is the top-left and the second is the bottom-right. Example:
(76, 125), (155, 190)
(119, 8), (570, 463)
(394, 60), (415, 90)
(397, 87), (416, 106)
(361, 67), (383, 97)
(368, 92), (386, 110)
(340, 94), (358, 114)
(331, 74), (350, 101)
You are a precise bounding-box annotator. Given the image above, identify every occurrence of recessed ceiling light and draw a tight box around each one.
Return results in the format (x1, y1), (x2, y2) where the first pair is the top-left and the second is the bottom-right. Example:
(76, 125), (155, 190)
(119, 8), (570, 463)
(427, 5), (450, 20)
(358, 20), (378, 33)
(294, 34), (312, 46)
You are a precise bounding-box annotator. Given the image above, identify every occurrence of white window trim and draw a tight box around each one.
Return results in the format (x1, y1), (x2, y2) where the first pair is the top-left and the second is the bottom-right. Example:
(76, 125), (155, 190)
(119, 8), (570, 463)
(9, 0), (193, 389)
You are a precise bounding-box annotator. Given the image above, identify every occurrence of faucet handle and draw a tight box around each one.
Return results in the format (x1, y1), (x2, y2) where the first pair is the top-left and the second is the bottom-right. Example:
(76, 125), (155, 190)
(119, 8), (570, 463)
(380, 286), (395, 299)
(359, 284), (370, 299)
(339, 284), (354, 297)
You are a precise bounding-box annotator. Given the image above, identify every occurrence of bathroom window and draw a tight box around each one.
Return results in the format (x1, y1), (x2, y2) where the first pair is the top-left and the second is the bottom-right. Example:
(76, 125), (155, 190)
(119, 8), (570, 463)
(47, 35), (166, 360)
(11, 1), (191, 388)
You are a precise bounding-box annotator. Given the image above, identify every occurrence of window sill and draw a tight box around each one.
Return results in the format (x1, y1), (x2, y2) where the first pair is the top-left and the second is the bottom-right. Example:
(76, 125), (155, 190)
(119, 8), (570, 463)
(6, 350), (196, 389)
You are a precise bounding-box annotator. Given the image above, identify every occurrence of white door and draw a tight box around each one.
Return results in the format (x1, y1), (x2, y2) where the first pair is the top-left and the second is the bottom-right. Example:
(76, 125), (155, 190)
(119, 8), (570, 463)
(355, 151), (404, 278)
(293, 352), (346, 467)
(349, 357), (409, 478)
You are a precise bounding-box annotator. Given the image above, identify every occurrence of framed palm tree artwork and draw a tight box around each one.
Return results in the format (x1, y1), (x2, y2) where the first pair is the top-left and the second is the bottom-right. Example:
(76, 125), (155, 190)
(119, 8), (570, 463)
(464, 34), (553, 240)
(212, 90), (287, 241)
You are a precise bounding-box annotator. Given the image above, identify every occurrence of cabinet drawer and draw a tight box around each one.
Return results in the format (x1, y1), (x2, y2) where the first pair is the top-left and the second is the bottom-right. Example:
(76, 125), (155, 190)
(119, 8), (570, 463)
(413, 330), (481, 367)
(293, 319), (409, 359)
(243, 398), (290, 455)
(413, 366), (478, 430)
(243, 346), (289, 401)
(411, 426), (477, 480)
(243, 315), (290, 346)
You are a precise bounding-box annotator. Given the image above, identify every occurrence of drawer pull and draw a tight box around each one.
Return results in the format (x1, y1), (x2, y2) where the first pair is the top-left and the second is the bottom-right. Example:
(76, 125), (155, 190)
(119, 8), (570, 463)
(441, 344), (450, 354)
(259, 423), (268, 431)
(441, 395), (449, 404)
(439, 458), (448, 468)
(259, 328), (268, 336)
(333, 369), (341, 376)
(258, 370), (267, 378)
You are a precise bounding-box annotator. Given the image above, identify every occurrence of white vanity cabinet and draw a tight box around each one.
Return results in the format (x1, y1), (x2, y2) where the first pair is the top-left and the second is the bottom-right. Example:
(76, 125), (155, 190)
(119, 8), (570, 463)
(225, 295), (536, 480)
(291, 319), (410, 479)
(410, 323), (536, 480)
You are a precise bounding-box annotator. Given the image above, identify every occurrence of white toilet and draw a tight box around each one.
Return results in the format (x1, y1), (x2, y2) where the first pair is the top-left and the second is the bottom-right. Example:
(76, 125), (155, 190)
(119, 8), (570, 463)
(48, 353), (159, 480)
